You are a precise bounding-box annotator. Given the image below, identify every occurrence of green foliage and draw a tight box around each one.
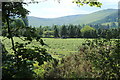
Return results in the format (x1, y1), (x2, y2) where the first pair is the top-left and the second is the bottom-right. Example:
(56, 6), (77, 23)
(2, 2), (29, 22)
(2, 2), (53, 79)
(73, 0), (102, 7)
(2, 18), (26, 37)
(43, 31), (54, 38)
(82, 39), (120, 78)
(67, 25), (75, 38)
(36, 26), (43, 37)
(53, 25), (59, 38)
(44, 53), (92, 78)
(81, 25), (95, 33)
(2, 32), (53, 78)
(80, 25), (96, 38)
(22, 17), (29, 27)
(60, 25), (67, 38)
(14, 18), (25, 28)
(26, 24), (120, 39)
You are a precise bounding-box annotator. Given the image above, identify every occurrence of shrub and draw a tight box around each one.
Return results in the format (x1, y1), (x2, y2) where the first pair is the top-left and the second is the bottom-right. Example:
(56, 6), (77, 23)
(43, 51), (93, 78)
(82, 39), (120, 79)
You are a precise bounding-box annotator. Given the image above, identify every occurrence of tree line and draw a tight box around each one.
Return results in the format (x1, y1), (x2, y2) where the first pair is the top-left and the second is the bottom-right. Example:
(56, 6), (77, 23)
(36, 24), (119, 39)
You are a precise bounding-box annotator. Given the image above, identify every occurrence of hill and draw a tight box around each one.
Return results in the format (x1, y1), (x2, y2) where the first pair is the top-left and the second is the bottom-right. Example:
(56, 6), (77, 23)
(27, 9), (118, 27)
(27, 14), (85, 27)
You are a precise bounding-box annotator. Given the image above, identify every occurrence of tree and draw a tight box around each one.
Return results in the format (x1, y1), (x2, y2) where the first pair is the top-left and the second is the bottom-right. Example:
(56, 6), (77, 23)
(53, 25), (59, 38)
(106, 29), (112, 39)
(22, 17), (29, 27)
(36, 26), (43, 37)
(92, 30), (98, 38)
(2, 2), (53, 79)
(74, 26), (81, 38)
(68, 24), (75, 38)
(76, 27), (81, 38)
(81, 25), (95, 38)
(10, 18), (26, 37)
(97, 28), (102, 38)
(44, 31), (54, 37)
(60, 25), (67, 38)
(101, 29), (107, 38)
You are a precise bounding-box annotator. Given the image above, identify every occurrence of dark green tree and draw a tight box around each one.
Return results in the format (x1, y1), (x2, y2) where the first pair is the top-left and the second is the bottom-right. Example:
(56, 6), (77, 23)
(106, 29), (112, 39)
(75, 27), (81, 38)
(92, 30), (98, 38)
(60, 25), (67, 38)
(53, 25), (59, 38)
(68, 25), (75, 38)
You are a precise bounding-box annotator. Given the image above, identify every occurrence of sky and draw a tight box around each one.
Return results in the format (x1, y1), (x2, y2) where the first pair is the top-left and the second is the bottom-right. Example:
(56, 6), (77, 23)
(23, 0), (119, 18)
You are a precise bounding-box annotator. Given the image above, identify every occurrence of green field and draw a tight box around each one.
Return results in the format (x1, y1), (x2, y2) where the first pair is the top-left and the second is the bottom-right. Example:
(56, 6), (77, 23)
(42, 38), (86, 59)
(1, 37), (88, 59)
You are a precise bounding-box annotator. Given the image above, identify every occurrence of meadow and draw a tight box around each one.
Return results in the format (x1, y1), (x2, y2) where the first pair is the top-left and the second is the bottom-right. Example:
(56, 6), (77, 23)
(1, 37), (89, 59)
(42, 38), (87, 59)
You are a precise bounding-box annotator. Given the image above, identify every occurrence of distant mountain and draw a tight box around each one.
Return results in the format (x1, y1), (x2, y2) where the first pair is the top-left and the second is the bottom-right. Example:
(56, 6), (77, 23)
(27, 14), (85, 27)
(27, 9), (118, 27)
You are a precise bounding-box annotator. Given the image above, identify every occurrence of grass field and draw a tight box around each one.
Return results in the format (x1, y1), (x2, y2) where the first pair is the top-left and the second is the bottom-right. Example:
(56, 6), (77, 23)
(42, 38), (86, 59)
(1, 37), (90, 59)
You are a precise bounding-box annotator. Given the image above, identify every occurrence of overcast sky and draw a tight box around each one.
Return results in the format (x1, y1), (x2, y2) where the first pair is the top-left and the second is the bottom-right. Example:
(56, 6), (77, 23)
(23, 0), (119, 18)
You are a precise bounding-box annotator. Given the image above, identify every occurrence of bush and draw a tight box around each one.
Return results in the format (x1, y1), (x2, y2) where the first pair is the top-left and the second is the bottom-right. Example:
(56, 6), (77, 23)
(82, 39), (120, 79)
(43, 51), (93, 78)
